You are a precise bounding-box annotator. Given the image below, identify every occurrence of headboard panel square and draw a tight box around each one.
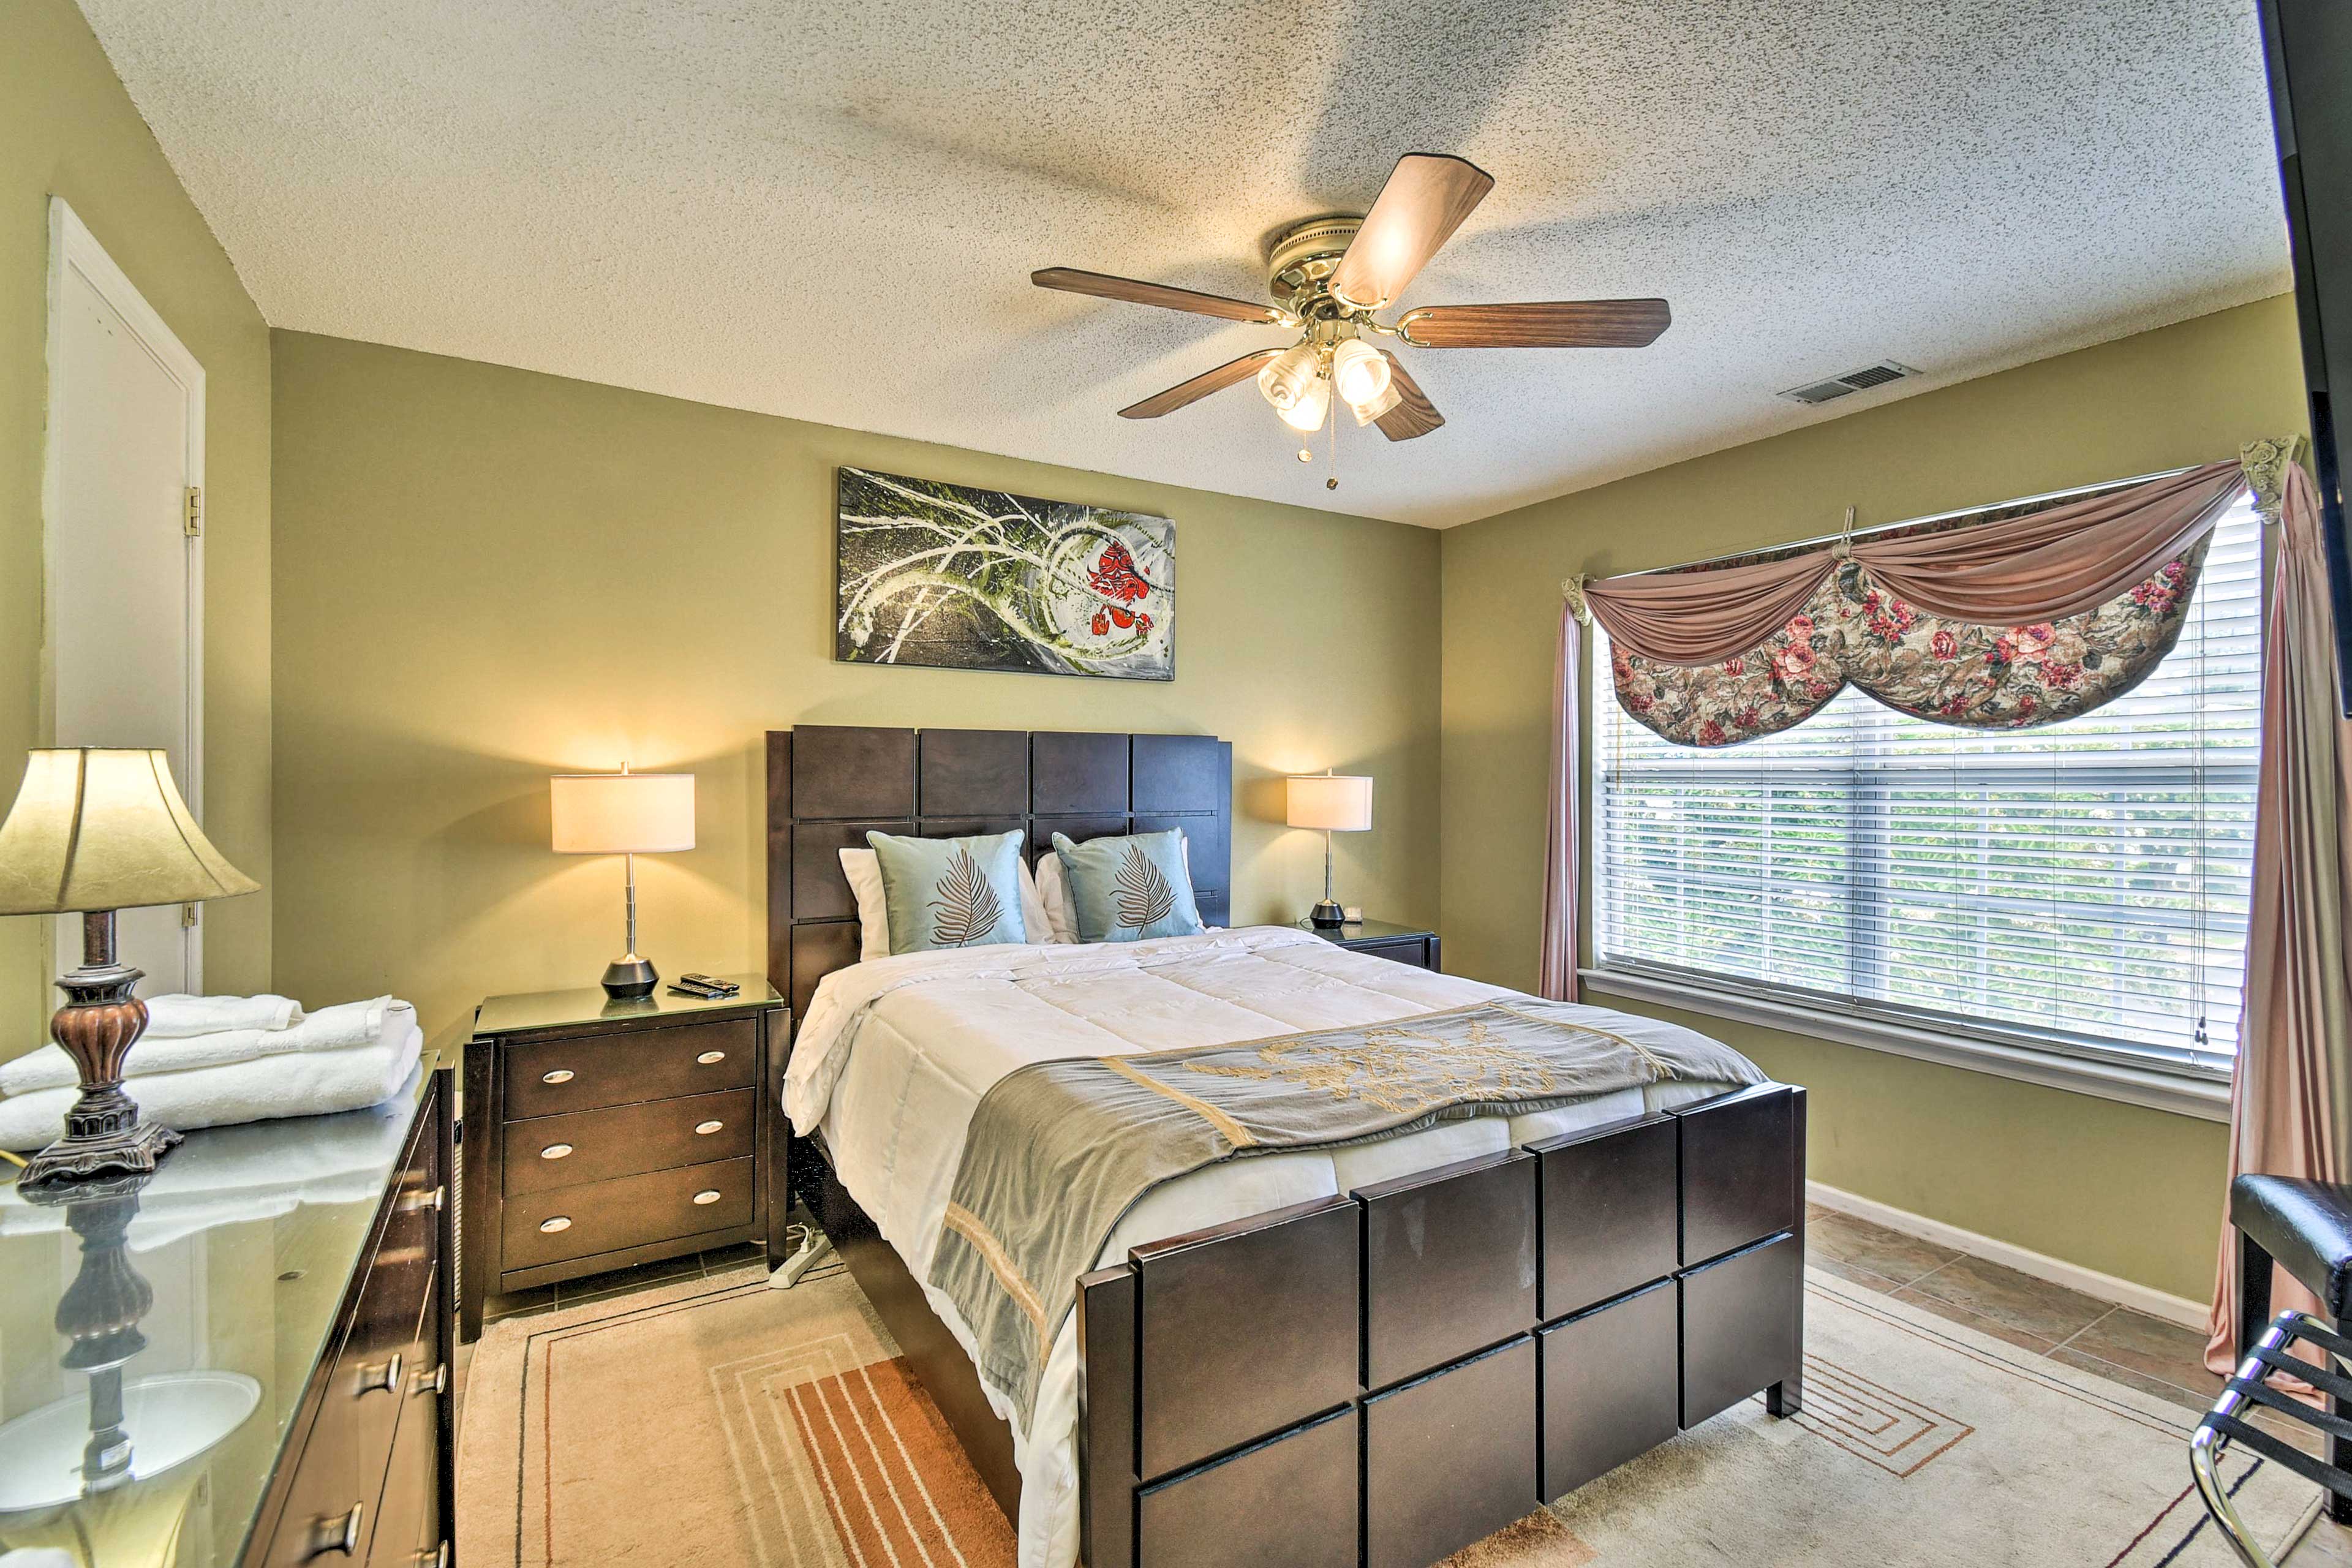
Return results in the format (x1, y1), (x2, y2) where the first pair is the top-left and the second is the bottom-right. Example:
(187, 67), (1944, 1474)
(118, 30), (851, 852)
(767, 726), (1234, 1023)
(1032, 731), (1131, 815)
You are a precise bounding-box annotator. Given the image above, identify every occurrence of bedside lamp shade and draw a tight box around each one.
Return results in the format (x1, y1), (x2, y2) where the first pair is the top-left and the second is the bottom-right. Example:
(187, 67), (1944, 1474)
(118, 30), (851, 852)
(550, 767), (694, 998)
(550, 771), (696, 854)
(1287, 772), (1372, 928)
(0, 748), (258, 914)
(1286, 774), (1373, 833)
(0, 749), (258, 1193)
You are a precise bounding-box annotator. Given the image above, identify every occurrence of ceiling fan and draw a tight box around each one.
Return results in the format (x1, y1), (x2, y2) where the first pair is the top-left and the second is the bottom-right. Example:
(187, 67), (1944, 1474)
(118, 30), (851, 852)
(1032, 153), (1670, 451)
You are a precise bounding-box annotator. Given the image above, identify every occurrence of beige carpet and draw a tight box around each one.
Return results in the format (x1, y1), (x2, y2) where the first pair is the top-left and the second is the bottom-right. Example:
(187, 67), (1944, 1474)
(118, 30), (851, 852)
(461, 1264), (2320, 1567)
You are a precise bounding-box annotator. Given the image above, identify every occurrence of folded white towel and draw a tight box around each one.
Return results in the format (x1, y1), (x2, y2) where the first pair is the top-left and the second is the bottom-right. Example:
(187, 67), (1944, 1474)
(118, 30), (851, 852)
(0, 997), (401, 1097)
(143, 993), (304, 1039)
(0, 1019), (423, 1152)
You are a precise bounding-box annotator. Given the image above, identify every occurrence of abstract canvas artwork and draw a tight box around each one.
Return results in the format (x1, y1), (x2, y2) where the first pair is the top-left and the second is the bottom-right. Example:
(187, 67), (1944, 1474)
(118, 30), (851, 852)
(835, 467), (1174, 680)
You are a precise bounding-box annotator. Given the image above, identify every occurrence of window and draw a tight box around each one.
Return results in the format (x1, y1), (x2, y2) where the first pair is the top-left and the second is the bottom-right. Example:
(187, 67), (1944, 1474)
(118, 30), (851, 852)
(1592, 494), (2263, 1078)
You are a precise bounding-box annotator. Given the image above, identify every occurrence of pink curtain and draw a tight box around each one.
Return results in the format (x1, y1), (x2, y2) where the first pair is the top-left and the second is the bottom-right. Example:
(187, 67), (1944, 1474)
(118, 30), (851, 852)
(1581, 462), (2245, 666)
(1538, 603), (1580, 1002)
(2205, 457), (2352, 1374)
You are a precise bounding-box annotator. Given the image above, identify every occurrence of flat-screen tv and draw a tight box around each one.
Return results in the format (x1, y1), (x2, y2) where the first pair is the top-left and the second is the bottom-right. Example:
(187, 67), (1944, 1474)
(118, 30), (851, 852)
(2258, 0), (2352, 714)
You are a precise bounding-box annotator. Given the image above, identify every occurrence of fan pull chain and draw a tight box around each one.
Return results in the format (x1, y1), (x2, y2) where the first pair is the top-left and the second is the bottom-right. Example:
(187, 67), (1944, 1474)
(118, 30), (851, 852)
(1328, 401), (1340, 491)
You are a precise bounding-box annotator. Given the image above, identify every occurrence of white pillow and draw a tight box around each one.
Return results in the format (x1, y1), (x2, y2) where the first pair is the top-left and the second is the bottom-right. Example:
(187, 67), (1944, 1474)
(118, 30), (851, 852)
(1037, 831), (1190, 945)
(839, 846), (893, 960)
(1034, 851), (1080, 944)
(840, 844), (1054, 959)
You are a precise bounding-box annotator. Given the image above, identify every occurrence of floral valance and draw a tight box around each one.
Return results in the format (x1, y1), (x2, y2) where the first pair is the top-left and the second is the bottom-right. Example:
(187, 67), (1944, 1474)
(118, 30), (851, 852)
(1570, 458), (2256, 747)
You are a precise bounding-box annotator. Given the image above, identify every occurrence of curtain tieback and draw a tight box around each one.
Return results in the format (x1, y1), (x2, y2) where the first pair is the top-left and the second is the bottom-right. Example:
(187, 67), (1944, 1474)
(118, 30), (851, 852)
(1562, 574), (1591, 624)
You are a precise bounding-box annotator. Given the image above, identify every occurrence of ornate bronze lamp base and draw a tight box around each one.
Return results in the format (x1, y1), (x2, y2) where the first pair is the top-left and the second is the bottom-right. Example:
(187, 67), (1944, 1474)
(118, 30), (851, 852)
(20, 910), (181, 1195)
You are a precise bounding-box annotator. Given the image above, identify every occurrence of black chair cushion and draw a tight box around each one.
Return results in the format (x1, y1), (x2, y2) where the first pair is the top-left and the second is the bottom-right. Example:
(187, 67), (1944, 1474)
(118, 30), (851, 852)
(2233, 1174), (2352, 1317)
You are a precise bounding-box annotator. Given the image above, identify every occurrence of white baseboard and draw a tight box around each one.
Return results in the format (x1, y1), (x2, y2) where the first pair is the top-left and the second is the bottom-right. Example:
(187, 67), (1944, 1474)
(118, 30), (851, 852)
(1807, 1181), (2209, 1332)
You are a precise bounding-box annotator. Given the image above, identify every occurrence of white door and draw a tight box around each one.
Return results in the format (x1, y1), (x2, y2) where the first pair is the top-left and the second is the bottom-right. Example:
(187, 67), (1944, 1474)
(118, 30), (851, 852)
(44, 198), (206, 997)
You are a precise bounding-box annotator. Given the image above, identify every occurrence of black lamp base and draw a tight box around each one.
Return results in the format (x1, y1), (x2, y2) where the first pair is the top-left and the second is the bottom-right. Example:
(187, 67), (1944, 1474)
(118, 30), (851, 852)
(1308, 899), (1347, 929)
(601, 955), (659, 998)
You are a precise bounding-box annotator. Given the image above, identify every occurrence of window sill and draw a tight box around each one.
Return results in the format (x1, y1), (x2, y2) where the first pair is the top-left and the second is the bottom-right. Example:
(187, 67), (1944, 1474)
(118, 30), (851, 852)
(1577, 966), (2231, 1123)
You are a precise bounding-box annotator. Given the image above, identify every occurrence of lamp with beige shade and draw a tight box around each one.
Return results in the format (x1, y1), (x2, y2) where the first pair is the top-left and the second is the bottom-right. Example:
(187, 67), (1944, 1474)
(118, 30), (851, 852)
(1286, 771), (1373, 929)
(0, 749), (259, 1192)
(551, 766), (695, 998)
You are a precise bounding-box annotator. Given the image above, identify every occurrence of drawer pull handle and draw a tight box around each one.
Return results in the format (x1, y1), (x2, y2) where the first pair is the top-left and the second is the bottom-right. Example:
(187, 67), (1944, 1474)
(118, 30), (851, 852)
(358, 1352), (402, 1397)
(694, 1120), (723, 1136)
(415, 1544), (451, 1568)
(693, 1189), (722, 1205)
(696, 1050), (726, 1065)
(399, 1183), (447, 1213)
(540, 1143), (574, 1160)
(540, 1216), (573, 1234)
(542, 1068), (575, 1084)
(310, 1500), (364, 1558)
(413, 1362), (448, 1397)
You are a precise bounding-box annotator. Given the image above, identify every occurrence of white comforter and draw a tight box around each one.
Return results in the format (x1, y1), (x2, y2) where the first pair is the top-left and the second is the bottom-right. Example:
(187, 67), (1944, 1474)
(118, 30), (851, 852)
(785, 925), (1751, 1568)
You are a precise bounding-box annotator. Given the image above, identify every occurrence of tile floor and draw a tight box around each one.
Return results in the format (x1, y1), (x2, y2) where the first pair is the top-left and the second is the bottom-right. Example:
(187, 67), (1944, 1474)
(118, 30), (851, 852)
(459, 1211), (2352, 1562)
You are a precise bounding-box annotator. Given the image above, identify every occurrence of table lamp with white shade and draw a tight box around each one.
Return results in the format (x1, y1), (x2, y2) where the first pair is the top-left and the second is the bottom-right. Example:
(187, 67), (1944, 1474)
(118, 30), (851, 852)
(0, 749), (259, 1192)
(1286, 771), (1373, 929)
(550, 766), (695, 998)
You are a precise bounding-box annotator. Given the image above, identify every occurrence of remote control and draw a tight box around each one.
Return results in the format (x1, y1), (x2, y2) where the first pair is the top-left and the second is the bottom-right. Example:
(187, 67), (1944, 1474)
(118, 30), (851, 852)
(680, 973), (739, 994)
(668, 982), (725, 999)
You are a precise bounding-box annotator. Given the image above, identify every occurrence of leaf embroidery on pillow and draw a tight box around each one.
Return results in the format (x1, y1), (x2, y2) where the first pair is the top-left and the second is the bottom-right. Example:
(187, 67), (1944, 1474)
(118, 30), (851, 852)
(1113, 845), (1177, 931)
(930, 849), (1004, 946)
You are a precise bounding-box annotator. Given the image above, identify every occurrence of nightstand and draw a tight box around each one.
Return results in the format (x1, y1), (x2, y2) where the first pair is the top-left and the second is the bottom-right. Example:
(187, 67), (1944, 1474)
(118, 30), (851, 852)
(1300, 918), (1441, 971)
(459, 975), (786, 1340)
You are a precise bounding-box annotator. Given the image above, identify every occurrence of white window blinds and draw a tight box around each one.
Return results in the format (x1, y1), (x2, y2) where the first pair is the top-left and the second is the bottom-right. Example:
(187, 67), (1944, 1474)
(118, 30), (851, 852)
(1593, 494), (2263, 1076)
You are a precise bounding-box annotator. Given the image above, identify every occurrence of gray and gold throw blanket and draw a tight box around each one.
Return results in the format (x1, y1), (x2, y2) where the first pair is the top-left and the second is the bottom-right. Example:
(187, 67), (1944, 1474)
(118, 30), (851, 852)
(927, 997), (1763, 1427)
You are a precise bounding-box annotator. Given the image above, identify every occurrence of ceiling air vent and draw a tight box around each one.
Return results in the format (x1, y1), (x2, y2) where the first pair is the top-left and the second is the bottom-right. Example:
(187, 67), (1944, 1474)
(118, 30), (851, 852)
(1777, 360), (1918, 405)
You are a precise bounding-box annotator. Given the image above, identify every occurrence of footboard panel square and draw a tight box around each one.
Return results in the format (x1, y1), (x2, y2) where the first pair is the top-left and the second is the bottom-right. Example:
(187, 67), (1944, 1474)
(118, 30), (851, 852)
(1358, 1148), (1537, 1390)
(1136, 1408), (1359, 1568)
(1539, 1278), (1679, 1501)
(1132, 1196), (1360, 1480)
(1363, 1336), (1539, 1568)
(1680, 1231), (1803, 1428)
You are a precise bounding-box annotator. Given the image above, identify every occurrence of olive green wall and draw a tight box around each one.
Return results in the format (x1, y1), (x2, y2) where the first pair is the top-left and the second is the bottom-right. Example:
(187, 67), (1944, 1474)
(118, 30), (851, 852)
(1439, 295), (2310, 1300)
(1, 0), (271, 1058)
(269, 332), (1442, 1045)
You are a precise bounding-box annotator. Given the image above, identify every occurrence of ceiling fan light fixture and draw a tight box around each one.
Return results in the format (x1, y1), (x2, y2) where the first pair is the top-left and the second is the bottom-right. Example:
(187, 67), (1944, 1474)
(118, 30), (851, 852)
(1350, 377), (1404, 425)
(1276, 372), (1331, 432)
(1330, 337), (1393, 410)
(1256, 341), (1323, 412)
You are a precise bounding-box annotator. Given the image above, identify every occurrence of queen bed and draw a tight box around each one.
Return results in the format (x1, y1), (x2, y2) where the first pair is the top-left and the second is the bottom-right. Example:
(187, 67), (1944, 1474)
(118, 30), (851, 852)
(768, 726), (1806, 1568)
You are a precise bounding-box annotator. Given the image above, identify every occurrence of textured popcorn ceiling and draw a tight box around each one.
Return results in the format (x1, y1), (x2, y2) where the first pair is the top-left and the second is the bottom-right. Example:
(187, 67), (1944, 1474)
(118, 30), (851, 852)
(79, 0), (2288, 527)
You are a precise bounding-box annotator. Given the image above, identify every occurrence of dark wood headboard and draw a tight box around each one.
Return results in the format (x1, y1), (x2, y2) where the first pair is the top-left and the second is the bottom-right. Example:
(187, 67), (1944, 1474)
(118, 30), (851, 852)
(764, 726), (1234, 1022)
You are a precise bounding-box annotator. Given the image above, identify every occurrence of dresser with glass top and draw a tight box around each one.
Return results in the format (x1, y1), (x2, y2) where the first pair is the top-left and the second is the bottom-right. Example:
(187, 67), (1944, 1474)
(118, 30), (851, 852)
(0, 1052), (455, 1567)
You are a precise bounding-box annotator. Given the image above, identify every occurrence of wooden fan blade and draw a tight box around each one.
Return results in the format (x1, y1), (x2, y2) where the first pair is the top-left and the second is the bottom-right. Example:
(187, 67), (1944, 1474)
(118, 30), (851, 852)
(1372, 353), (1443, 440)
(1033, 267), (1284, 325)
(1118, 349), (1286, 418)
(1328, 154), (1495, 311)
(1398, 299), (1672, 348)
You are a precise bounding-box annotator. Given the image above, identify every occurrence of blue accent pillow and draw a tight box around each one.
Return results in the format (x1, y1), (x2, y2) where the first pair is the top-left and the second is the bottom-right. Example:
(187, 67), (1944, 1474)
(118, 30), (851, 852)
(864, 829), (1032, 953)
(1050, 829), (1205, 943)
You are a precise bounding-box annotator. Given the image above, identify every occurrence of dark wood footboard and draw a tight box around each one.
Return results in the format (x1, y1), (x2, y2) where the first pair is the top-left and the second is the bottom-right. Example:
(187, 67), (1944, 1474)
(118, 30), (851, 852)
(1076, 1084), (1807, 1568)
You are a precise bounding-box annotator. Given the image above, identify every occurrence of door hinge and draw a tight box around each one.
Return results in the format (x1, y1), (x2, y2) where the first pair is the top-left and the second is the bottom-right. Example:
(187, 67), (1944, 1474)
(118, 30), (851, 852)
(184, 486), (202, 538)
(181, 902), (199, 930)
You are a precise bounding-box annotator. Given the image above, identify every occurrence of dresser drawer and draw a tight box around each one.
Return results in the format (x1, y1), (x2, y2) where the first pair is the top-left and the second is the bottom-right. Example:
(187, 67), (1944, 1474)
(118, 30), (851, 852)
(502, 1156), (756, 1270)
(261, 1152), (438, 1564)
(366, 1332), (450, 1568)
(503, 1087), (756, 1196)
(503, 1017), (757, 1117)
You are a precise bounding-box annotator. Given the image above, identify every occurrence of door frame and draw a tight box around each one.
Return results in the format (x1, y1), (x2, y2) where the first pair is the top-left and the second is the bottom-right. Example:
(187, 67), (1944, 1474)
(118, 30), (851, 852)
(41, 196), (208, 988)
